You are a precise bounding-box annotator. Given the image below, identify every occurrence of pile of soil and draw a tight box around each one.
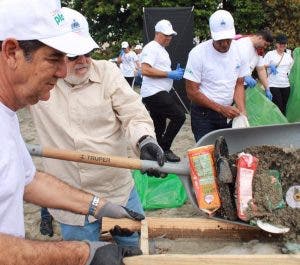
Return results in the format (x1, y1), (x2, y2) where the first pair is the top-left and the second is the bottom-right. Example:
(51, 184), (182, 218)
(228, 146), (300, 243)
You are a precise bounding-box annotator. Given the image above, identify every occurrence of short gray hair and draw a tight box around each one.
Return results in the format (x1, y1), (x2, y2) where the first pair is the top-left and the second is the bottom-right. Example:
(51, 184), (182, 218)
(0, 40), (45, 61)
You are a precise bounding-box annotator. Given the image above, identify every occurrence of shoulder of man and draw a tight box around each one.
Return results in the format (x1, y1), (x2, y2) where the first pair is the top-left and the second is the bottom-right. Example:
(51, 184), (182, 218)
(190, 40), (210, 55)
(91, 59), (121, 78)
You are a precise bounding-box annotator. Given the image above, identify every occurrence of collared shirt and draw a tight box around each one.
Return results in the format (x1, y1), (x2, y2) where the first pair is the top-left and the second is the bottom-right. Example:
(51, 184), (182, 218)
(30, 60), (155, 225)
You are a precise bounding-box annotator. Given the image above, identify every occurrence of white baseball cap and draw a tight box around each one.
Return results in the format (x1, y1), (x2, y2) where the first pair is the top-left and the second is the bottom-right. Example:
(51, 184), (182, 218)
(62, 7), (99, 57)
(0, 0), (92, 55)
(121, 41), (129, 48)
(209, 10), (236, 41)
(134, 44), (142, 50)
(155, 20), (177, 36)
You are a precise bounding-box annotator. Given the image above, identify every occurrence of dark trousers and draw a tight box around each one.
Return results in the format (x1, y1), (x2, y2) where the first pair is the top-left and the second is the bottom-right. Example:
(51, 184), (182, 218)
(270, 86), (290, 115)
(41, 207), (52, 220)
(125, 77), (134, 87)
(191, 103), (231, 143)
(142, 91), (186, 151)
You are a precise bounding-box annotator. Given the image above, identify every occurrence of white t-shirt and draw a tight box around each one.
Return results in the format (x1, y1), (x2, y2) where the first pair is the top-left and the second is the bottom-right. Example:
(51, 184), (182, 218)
(120, 50), (138, 77)
(184, 39), (248, 106)
(264, 50), (294, 87)
(140, 40), (173, 98)
(0, 102), (35, 238)
(235, 37), (264, 75)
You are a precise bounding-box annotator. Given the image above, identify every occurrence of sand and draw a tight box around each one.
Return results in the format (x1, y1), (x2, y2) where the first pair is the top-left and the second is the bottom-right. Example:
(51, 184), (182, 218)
(18, 105), (299, 254)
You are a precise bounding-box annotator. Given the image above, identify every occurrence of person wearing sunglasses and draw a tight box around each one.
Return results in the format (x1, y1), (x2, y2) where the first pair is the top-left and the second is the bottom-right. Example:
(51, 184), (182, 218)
(141, 19), (186, 162)
(30, 7), (164, 247)
(0, 1), (144, 264)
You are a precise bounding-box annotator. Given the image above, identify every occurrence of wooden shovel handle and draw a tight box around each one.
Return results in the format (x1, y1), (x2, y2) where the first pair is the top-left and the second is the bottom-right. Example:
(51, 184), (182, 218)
(27, 144), (142, 170)
(27, 144), (190, 176)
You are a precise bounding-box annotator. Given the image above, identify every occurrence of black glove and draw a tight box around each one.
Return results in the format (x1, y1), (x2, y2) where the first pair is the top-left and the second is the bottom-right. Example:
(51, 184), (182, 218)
(109, 225), (134, 237)
(138, 135), (165, 177)
(95, 201), (145, 221)
(85, 241), (142, 265)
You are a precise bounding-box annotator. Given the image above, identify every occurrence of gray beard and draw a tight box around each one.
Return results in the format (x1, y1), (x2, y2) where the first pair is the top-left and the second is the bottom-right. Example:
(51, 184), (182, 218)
(64, 68), (91, 86)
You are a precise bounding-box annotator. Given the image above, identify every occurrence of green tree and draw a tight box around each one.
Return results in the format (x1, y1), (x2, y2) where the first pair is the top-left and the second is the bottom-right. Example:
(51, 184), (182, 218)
(263, 0), (300, 49)
(62, 0), (299, 59)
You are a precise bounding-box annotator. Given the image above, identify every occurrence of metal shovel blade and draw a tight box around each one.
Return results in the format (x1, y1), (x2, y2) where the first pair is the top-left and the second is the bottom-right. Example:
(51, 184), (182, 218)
(256, 220), (290, 234)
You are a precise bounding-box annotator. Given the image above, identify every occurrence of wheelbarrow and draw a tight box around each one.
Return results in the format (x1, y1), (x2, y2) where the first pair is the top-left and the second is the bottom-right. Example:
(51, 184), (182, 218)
(178, 122), (300, 230)
(26, 122), (300, 232)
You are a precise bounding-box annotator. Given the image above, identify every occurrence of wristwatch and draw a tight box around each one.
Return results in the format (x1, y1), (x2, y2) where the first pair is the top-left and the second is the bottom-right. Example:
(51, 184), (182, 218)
(88, 196), (100, 216)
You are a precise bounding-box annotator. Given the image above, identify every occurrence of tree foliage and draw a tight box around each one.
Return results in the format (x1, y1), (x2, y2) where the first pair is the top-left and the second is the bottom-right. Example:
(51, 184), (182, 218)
(263, 0), (300, 50)
(62, 0), (299, 59)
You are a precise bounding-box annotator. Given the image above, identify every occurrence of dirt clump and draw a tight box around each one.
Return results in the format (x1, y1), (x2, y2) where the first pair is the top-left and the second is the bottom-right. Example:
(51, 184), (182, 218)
(230, 145), (299, 243)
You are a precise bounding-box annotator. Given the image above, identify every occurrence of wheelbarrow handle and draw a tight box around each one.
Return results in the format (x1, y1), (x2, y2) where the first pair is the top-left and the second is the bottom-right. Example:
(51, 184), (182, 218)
(26, 144), (190, 176)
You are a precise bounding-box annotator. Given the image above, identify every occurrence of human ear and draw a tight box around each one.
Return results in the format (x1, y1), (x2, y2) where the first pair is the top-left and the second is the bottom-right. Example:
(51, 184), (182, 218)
(1, 39), (21, 69)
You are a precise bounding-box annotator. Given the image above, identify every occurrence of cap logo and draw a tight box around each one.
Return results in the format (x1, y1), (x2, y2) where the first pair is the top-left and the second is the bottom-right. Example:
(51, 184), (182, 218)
(220, 19), (226, 26)
(54, 12), (65, 26)
(71, 19), (81, 31)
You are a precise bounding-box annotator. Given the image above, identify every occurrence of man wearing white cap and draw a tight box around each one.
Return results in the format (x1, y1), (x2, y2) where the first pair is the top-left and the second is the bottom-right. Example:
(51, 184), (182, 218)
(30, 7), (164, 247)
(0, 1), (143, 264)
(117, 41), (140, 87)
(141, 19), (186, 162)
(184, 10), (248, 142)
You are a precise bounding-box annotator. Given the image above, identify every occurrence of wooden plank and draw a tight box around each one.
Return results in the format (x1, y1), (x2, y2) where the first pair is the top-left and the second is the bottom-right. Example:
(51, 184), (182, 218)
(123, 254), (300, 265)
(102, 217), (274, 240)
(140, 219), (149, 255)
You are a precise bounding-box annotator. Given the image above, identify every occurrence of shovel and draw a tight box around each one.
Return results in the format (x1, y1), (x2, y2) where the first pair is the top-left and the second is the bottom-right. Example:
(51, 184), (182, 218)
(26, 122), (300, 233)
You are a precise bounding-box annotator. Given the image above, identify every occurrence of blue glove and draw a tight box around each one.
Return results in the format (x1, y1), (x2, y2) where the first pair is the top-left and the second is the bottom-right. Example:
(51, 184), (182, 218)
(244, 75), (257, 88)
(269, 64), (278, 75)
(265, 88), (273, 101)
(167, 63), (184, 80)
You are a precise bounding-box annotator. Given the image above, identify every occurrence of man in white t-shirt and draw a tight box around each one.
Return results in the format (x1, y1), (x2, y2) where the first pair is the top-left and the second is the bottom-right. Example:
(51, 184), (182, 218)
(235, 30), (273, 100)
(184, 10), (248, 142)
(0, 1), (143, 264)
(141, 19), (186, 162)
(264, 34), (294, 115)
(118, 41), (139, 87)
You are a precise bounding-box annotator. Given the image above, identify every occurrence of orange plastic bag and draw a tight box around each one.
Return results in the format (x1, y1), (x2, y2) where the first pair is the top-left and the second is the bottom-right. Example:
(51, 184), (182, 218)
(187, 145), (221, 215)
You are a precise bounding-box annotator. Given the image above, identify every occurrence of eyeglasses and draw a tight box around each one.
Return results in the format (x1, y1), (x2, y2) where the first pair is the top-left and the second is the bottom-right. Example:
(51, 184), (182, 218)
(67, 52), (91, 61)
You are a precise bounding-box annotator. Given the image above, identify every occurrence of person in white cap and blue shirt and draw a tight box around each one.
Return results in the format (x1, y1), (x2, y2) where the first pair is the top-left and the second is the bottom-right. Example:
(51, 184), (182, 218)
(30, 6), (164, 248)
(184, 10), (248, 142)
(0, 1), (143, 264)
(141, 19), (186, 162)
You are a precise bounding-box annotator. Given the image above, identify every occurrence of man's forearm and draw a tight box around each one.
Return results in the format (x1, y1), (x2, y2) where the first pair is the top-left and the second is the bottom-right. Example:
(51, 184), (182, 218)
(257, 66), (269, 89)
(24, 171), (95, 216)
(141, 63), (167, 78)
(0, 233), (89, 265)
(233, 78), (246, 113)
(185, 80), (222, 112)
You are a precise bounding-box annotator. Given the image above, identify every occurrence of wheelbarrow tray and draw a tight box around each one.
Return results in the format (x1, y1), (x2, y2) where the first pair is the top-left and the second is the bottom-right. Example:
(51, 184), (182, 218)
(178, 122), (300, 227)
